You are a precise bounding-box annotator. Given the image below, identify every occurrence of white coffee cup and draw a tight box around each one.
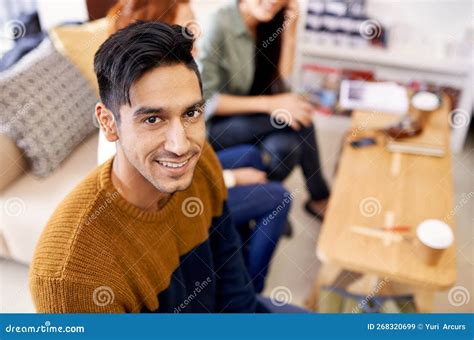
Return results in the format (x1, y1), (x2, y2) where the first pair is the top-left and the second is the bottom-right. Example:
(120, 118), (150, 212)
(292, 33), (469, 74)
(416, 219), (454, 266)
(411, 91), (440, 112)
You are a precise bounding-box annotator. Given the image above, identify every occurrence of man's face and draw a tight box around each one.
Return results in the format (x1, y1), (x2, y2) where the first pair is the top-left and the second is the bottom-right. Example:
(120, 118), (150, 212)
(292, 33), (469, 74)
(115, 64), (205, 194)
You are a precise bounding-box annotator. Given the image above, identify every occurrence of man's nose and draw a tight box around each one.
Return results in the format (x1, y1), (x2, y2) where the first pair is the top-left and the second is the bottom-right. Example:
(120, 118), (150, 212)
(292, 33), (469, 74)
(163, 119), (191, 157)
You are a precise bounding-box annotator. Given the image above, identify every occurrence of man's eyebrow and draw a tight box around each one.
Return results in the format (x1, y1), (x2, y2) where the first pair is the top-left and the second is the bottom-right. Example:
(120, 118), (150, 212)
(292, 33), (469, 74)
(133, 99), (205, 117)
(133, 106), (164, 117)
(183, 99), (206, 112)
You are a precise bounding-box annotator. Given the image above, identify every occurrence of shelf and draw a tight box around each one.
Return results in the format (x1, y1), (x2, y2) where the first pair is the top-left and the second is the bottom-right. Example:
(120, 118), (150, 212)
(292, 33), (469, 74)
(300, 43), (472, 76)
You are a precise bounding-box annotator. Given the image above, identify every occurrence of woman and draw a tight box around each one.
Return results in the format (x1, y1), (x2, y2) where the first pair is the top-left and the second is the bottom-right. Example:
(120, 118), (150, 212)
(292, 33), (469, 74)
(198, 0), (330, 219)
(100, 0), (289, 293)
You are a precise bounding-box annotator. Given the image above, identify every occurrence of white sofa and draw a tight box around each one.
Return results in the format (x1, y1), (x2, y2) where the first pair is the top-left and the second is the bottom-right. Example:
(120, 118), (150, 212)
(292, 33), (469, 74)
(0, 133), (99, 264)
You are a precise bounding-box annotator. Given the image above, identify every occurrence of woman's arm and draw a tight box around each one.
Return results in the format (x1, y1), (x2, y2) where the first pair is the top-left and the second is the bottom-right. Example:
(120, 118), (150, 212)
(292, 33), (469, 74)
(279, 0), (299, 80)
(279, 28), (297, 79)
(215, 92), (313, 131)
(214, 94), (270, 115)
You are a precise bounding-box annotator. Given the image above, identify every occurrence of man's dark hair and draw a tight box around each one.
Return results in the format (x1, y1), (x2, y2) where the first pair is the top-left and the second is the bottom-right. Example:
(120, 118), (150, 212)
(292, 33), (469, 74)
(94, 20), (202, 121)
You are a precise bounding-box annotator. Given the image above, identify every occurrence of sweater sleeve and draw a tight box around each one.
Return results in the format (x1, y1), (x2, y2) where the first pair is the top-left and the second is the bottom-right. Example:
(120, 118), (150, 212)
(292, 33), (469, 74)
(209, 201), (258, 313)
(30, 276), (126, 313)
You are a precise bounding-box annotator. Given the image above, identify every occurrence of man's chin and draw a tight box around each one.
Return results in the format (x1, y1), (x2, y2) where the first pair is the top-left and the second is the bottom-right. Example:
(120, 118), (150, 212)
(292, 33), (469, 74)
(150, 155), (199, 194)
(152, 176), (194, 194)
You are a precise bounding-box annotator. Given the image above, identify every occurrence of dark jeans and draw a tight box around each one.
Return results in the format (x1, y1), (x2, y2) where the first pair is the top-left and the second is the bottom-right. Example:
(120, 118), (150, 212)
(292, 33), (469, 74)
(217, 145), (289, 293)
(209, 114), (330, 201)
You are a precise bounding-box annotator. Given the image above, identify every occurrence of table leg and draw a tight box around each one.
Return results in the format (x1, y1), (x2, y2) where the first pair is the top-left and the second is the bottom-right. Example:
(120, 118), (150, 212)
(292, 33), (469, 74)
(414, 289), (436, 313)
(304, 263), (363, 311)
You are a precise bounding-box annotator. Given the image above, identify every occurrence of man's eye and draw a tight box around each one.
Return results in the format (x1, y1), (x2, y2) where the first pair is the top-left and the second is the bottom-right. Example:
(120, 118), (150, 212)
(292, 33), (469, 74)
(145, 116), (162, 124)
(185, 109), (202, 119)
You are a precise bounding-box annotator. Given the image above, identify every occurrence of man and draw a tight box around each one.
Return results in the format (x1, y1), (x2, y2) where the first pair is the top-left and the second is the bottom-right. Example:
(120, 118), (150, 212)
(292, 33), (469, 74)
(29, 21), (258, 313)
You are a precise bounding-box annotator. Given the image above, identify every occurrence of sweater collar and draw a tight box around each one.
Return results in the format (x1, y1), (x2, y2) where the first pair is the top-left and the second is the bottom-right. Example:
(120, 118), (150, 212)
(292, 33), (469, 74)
(98, 157), (183, 223)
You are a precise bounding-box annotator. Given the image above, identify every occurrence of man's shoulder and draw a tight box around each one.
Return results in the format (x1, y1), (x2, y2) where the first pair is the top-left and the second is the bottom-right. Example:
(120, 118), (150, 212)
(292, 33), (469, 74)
(29, 163), (113, 279)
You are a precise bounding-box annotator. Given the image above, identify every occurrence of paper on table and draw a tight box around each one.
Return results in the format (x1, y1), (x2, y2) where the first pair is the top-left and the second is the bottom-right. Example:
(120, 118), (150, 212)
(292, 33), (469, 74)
(339, 80), (409, 115)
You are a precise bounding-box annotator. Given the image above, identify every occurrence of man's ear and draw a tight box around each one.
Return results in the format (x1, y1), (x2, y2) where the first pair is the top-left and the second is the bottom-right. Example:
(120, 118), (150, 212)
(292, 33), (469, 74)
(95, 103), (119, 142)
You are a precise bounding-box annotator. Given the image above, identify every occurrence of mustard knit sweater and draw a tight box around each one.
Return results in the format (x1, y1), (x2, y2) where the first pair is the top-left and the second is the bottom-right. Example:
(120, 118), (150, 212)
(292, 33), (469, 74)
(28, 143), (260, 313)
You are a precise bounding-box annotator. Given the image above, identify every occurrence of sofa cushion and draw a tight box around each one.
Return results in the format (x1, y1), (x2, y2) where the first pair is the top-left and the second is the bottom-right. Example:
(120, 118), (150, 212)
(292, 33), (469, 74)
(0, 39), (98, 178)
(0, 133), (98, 264)
(49, 18), (109, 92)
(0, 133), (26, 191)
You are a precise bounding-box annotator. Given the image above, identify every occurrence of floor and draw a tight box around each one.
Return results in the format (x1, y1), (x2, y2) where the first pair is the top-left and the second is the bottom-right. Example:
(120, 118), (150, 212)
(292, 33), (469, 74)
(1, 115), (473, 313)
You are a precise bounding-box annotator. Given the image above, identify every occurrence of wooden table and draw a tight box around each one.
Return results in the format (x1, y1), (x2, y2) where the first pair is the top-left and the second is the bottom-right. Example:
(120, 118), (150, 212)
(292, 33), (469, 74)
(308, 97), (456, 312)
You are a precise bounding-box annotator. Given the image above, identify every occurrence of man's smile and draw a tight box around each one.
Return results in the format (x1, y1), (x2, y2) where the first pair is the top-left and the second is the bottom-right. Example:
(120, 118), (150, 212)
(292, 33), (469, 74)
(154, 154), (197, 177)
(157, 159), (189, 168)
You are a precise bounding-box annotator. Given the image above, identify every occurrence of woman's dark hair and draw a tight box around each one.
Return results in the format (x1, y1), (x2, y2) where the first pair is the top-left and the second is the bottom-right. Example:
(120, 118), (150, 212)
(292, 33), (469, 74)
(94, 20), (202, 121)
(248, 7), (286, 96)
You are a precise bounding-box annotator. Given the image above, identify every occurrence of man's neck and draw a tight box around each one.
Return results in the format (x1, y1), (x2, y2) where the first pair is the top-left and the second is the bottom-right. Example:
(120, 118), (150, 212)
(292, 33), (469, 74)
(111, 152), (171, 212)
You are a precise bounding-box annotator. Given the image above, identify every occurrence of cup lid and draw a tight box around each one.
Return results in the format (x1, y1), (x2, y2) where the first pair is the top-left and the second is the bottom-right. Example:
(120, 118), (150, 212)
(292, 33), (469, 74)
(416, 219), (454, 249)
(411, 91), (440, 111)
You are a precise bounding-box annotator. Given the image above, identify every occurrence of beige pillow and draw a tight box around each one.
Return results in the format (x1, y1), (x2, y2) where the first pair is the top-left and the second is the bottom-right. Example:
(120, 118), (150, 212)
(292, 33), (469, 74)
(0, 39), (98, 178)
(49, 18), (109, 93)
(0, 19), (108, 191)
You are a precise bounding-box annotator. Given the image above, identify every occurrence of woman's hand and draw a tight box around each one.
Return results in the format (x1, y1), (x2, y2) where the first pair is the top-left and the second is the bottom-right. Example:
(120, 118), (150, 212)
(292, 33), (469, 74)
(231, 167), (267, 186)
(266, 93), (314, 131)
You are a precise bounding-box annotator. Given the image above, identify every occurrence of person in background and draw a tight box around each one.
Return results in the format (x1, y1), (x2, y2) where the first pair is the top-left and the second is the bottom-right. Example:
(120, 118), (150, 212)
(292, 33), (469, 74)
(198, 0), (330, 220)
(107, 0), (194, 35)
(102, 0), (289, 293)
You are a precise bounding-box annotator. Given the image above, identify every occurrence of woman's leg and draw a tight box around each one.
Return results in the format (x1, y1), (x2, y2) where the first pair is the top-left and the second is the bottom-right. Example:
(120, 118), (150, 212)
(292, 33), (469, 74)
(260, 130), (301, 181)
(207, 114), (276, 151)
(296, 123), (330, 201)
(209, 114), (330, 201)
(216, 144), (265, 171)
(227, 182), (290, 293)
(261, 123), (329, 201)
